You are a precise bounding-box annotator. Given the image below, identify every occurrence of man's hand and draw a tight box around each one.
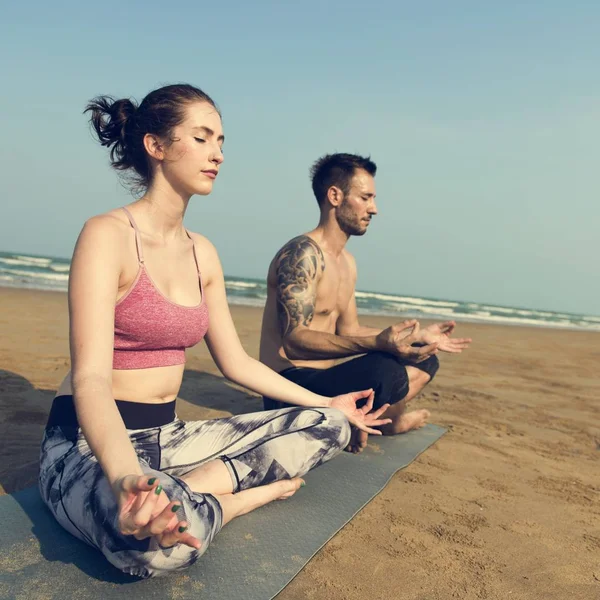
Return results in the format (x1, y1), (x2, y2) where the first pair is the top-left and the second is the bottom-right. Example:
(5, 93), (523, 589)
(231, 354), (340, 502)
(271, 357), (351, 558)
(375, 320), (439, 363)
(418, 321), (471, 354)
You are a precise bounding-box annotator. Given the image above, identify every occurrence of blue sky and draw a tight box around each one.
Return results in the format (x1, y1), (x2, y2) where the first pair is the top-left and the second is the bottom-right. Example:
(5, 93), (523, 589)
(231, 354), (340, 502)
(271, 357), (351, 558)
(1, 1), (598, 315)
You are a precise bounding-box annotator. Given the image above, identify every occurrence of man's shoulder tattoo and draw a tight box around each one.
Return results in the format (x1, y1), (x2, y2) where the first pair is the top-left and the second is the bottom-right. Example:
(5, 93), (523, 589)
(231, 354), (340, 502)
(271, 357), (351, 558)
(275, 236), (325, 336)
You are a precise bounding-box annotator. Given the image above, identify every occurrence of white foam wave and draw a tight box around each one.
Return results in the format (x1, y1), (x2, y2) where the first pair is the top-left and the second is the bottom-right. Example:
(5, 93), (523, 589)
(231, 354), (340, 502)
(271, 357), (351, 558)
(383, 302), (457, 316)
(356, 291), (459, 308)
(369, 303), (600, 331)
(0, 268), (69, 282)
(0, 257), (47, 267)
(50, 264), (70, 272)
(14, 255), (52, 265)
(226, 296), (267, 308)
(225, 281), (261, 289)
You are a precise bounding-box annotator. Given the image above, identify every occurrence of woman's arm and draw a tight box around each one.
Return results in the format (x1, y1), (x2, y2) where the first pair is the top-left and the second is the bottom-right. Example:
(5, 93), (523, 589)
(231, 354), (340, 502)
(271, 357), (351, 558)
(197, 238), (332, 408)
(68, 215), (143, 492)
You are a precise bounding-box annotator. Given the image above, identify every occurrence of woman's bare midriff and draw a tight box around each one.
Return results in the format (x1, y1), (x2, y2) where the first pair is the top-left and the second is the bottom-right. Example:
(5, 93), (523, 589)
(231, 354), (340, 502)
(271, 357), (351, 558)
(56, 363), (187, 403)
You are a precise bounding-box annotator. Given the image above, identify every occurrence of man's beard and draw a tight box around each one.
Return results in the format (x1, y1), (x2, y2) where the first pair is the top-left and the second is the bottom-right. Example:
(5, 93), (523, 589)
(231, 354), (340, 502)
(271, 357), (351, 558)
(335, 201), (368, 236)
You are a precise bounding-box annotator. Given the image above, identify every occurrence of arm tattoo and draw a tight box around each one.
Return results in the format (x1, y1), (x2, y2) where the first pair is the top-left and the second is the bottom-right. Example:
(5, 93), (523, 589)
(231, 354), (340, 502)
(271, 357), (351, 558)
(275, 236), (325, 337)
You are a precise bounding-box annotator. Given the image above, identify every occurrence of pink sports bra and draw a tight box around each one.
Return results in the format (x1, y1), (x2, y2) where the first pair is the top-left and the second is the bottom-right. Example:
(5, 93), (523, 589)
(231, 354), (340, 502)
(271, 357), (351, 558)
(112, 207), (209, 370)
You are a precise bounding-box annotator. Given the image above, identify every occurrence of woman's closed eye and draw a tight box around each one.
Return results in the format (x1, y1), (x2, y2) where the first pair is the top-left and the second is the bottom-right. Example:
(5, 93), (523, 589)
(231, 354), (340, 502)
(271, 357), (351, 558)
(194, 137), (206, 144)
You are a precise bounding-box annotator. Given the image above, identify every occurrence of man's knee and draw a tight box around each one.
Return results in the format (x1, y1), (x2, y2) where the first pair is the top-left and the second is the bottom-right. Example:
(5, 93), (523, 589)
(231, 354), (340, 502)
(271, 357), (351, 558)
(414, 354), (439, 381)
(365, 352), (411, 407)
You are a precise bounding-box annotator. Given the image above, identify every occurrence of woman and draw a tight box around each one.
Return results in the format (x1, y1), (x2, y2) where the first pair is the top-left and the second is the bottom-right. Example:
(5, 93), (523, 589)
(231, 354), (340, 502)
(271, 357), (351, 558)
(39, 84), (390, 578)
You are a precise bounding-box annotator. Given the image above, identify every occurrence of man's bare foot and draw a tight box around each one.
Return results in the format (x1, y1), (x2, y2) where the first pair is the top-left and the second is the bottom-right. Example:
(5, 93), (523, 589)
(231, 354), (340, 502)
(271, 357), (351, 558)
(345, 427), (369, 454)
(394, 409), (431, 433)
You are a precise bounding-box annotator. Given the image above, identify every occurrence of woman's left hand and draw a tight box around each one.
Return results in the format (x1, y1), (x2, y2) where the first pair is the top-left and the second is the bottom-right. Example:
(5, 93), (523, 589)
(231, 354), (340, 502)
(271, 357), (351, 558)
(330, 389), (391, 434)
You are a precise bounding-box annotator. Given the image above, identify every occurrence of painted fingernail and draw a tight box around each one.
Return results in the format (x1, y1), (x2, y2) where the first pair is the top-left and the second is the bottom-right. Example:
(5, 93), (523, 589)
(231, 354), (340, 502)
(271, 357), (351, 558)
(171, 504), (181, 512)
(178, 525), (188, 533)
(300, 481), (306, 487)
(154, 485), (163, 495)
(148, 477), (156, 485)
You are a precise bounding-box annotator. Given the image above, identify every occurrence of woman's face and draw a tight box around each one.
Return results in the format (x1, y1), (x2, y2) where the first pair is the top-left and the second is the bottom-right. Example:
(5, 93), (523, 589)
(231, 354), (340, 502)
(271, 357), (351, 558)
(156, 101), (225, 197)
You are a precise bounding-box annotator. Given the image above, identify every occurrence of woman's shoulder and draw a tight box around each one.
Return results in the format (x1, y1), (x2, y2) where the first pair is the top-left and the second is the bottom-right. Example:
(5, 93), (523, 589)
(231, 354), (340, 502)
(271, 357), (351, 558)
(186, 231), (218, 257)
(186, 231), (222, 283)
(78, 208), (132, 243)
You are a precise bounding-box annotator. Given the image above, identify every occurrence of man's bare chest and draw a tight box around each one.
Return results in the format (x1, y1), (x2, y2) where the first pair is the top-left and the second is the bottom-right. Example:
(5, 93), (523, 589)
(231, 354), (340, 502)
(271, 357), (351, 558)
(314, 263), (354, 316)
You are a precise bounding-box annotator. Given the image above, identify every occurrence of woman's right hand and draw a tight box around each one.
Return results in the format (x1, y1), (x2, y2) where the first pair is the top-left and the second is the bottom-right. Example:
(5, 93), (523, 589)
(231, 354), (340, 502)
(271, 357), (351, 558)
(115, 475), (201, 550)
(330, 389), (391, 435)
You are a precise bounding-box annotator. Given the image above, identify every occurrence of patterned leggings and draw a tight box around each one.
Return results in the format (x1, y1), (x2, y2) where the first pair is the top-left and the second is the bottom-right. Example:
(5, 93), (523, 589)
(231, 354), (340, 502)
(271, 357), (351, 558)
(39, 398), (350, 578)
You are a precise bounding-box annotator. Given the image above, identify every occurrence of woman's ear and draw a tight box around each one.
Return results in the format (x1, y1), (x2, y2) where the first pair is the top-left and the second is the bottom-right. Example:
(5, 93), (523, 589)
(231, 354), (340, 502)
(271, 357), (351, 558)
(143, 133), (165, 161)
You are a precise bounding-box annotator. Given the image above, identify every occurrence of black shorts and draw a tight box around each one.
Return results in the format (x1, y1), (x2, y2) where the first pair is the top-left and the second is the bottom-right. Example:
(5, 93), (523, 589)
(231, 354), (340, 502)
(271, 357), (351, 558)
(263, 351), (439, 411)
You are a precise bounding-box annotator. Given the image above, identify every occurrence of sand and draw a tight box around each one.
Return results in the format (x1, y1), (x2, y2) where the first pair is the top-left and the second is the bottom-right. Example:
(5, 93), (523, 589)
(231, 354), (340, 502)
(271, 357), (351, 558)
(0, 286), (598, 599)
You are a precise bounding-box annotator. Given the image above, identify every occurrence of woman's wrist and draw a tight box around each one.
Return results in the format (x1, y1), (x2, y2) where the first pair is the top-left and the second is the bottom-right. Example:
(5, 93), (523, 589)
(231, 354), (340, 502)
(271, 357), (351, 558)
(313, 394), (332, 408)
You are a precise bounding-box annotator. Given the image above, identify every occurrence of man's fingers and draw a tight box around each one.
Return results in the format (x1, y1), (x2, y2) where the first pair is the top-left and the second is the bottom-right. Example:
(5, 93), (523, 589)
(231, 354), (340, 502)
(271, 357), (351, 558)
(439, 321), (456, 333)
(396, 319), (418, 333)
(439, 339), (471, 353)
(409, 343), (438, 361)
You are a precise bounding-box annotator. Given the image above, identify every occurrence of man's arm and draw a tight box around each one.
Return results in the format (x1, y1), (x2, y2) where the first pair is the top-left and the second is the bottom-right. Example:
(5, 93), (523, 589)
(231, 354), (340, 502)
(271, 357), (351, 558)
(336, 257), (471, 354)
(336, 290), (382, 337)
(276, 236), (382, 360)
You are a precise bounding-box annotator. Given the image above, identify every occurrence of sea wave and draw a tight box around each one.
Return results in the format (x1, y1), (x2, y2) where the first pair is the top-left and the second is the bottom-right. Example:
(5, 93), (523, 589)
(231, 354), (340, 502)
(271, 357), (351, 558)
(14, 255), (52, 265)
(1, 252), (598, 332)
(356, 291), (460, 308)
(0, 268), (69, 282)
(50, 264), (70, 273)
(225, 281), (263, 289)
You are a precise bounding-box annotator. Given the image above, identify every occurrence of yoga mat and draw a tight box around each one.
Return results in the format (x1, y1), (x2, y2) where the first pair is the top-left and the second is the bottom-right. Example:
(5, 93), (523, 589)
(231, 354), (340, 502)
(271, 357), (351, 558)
(0, 424), (445, 600)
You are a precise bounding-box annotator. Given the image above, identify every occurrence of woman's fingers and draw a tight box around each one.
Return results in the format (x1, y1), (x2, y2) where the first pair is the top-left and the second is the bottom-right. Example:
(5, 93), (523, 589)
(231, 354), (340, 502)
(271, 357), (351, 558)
(359, 390), (375, 414)
(132, 482), (164, 528)
(348, 388), (373, 403)
(350, 416), (385, 436)
(354, 423), (384, 435)
(134, 500), (181, 540)
(368, 403), (390, 420)
(159, 522), (202, 550)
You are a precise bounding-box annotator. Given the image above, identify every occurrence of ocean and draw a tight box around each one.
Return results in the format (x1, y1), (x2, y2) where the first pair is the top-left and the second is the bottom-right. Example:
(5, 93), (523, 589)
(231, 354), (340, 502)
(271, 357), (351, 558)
(1, 250), (599, 332)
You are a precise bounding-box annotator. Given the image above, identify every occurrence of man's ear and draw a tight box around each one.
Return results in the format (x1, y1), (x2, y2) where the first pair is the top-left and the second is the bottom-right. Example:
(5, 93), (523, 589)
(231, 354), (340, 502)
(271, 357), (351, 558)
(143, 133), (165, 161)
(327, 186), (344, 207)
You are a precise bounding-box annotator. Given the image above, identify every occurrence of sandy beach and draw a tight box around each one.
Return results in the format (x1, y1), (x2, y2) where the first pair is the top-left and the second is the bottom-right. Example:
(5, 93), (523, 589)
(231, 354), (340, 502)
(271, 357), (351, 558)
(0, 286), (598, 600)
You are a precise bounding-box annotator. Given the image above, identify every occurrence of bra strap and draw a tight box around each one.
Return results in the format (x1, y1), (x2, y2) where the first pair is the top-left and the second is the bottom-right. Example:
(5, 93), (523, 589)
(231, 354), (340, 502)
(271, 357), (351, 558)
(122, 207), (144, 264)
(186, 230), (204, 295)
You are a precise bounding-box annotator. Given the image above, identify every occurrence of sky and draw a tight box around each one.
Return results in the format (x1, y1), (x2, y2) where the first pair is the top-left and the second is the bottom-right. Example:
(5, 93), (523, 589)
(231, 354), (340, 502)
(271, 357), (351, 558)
(0, 1), (598, 315)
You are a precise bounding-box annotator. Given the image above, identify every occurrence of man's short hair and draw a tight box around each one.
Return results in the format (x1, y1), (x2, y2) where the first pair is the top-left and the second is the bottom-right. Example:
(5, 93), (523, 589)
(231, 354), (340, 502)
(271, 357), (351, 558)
(310, 153), (377, 206)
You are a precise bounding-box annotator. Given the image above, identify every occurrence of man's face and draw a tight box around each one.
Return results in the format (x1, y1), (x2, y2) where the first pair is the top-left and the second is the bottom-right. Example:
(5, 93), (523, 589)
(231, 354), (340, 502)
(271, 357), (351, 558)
(335, 169), (378, 236)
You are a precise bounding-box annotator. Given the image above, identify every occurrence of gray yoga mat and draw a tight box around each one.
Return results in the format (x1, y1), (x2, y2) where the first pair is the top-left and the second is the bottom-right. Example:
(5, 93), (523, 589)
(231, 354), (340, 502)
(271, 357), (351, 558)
(0, 424), (445, 600)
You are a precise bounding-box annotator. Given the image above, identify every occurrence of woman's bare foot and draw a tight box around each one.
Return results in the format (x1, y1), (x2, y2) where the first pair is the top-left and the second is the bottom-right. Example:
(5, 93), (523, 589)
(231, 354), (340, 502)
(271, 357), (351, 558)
(216, 478), (304, 525)
(345, 427), (369, 453)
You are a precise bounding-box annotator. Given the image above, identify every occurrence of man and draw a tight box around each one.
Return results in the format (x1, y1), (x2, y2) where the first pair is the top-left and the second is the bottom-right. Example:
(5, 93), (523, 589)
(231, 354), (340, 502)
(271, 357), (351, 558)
(259, 153), (471, 452)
